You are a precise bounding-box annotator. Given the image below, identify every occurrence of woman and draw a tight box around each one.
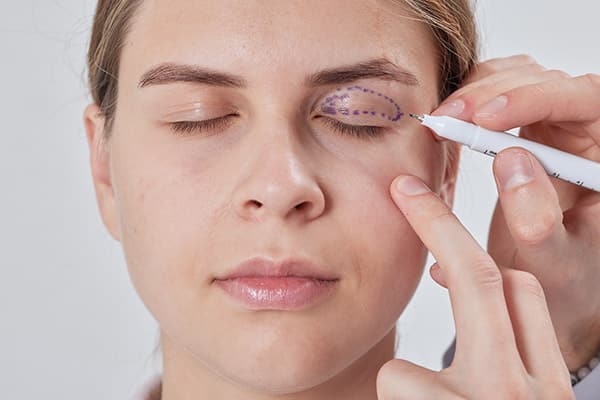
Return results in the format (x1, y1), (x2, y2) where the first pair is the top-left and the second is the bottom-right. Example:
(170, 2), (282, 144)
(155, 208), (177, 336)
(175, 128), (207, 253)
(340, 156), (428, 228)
(83, 0), (600, 398)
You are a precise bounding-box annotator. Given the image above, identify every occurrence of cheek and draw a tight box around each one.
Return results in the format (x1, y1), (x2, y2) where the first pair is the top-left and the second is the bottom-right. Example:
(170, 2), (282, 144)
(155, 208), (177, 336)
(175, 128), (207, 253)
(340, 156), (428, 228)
(324, 128), (443, 316)
(109, 112), (441, 353)
(109, 136), (224, 315)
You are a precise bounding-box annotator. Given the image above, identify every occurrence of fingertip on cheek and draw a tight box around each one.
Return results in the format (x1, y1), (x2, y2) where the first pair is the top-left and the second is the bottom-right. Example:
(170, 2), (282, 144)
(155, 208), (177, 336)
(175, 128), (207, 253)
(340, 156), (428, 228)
(393, 175), (431, 197)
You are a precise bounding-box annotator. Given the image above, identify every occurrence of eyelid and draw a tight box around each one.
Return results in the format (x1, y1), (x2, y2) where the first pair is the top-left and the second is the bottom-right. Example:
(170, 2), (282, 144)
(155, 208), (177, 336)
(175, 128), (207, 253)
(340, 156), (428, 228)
(315, 85), (403, 123)
(161, 102), (205, 121)
(161, 102), (237, 122)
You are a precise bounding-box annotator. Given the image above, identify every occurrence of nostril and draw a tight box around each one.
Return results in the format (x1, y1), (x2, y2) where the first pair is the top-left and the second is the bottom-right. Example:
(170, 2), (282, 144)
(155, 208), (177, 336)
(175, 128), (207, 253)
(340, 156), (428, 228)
(295, 202), (309, 211)
(249, 200), (262, 208)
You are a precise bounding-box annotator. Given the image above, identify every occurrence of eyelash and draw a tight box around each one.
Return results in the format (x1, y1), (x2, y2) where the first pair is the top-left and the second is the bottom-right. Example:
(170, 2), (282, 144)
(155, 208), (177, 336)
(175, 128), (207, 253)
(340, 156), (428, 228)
(318, 117), (385, 139)
(168, 115), (386, 139)
(170, 115), (235, 136)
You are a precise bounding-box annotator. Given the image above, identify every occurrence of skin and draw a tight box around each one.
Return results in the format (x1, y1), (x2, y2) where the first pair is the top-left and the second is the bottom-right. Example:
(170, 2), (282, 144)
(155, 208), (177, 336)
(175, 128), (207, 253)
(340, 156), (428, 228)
(85, 1), (451, 399)
(378, 57), (599, 398)
(431, 56), (600, 371)
(84, 0), (600, 398)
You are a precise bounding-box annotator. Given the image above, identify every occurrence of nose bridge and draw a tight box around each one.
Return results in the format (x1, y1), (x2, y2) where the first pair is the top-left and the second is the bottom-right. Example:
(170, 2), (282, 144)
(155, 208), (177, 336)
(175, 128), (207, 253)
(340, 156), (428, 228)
(231, 112), (326, 223)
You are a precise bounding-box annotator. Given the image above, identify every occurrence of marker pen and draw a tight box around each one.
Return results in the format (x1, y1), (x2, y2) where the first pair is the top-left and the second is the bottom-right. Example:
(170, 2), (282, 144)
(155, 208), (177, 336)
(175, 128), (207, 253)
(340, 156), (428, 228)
(410, 114), (600, 192)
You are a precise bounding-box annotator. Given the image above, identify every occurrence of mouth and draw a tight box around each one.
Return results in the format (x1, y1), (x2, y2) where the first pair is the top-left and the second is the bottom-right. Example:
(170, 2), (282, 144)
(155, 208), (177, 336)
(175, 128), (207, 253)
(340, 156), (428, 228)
(214, 256), (339, 310)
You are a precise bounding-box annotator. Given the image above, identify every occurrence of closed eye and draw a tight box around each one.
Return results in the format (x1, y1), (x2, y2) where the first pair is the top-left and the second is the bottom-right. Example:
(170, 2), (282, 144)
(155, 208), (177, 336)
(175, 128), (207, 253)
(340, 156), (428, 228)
(168, 114), (387, 139)
(169, 114), (237, 136)
(318, 116), (386, 139)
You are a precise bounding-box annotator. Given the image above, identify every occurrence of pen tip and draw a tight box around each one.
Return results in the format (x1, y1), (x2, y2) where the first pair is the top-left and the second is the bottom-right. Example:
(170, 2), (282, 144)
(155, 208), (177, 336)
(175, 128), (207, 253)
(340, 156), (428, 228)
(409, 113), (424, 122)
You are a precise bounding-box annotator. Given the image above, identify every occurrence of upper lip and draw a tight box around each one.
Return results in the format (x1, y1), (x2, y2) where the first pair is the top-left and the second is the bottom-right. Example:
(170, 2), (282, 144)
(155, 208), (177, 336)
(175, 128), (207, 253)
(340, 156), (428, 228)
(216, 256), (339, 281)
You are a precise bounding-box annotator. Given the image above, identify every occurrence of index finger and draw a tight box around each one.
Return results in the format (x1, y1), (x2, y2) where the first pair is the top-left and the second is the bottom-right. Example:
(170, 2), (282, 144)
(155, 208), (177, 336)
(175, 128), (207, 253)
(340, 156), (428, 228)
(472, 73), (600, 131)
(390, 175), (518, 361)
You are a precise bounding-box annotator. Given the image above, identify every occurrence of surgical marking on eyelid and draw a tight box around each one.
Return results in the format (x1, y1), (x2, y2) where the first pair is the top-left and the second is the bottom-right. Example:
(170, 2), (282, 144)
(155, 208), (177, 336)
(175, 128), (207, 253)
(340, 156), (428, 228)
(320, 85), (404, 122)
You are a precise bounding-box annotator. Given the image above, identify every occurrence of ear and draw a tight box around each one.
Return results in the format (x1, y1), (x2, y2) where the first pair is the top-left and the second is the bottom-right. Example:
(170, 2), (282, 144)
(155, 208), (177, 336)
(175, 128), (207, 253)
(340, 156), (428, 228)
(439, 142), (461, 209)
(84, 104), (121, 241)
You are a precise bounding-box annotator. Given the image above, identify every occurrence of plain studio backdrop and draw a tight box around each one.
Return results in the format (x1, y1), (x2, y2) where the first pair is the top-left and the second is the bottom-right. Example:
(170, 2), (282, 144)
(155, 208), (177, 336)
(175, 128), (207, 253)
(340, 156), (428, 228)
(1, 1), (598, 398)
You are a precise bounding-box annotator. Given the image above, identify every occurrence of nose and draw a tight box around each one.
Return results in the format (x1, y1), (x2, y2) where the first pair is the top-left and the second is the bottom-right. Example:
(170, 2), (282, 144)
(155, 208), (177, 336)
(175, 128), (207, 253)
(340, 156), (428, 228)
(232, 131), (326, 224)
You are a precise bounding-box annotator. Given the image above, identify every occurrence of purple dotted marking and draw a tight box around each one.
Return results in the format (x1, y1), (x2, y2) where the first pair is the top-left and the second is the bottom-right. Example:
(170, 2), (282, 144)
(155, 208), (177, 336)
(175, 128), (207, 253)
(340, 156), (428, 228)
(320, 84), (404, 122)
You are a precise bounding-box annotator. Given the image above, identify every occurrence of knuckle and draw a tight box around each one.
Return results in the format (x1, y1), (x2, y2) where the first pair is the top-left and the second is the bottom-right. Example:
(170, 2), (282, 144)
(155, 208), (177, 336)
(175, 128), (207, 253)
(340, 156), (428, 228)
(583, 72), (600, 88)
(471, 62), (497, 80)
(525, 63), (546, 73)
(530, 81), (548, 97)
(376, 359), (404, 386)
(514, 53), (537, 65)
(507, 270), (546, 301)
(376, 360), (417, 399)
(470, 256), (503, 288)
(511, 209), (559, 247)
(476, 54), (538, 77)
(429, 207), (456, 224)
(544, 69), (570, 80)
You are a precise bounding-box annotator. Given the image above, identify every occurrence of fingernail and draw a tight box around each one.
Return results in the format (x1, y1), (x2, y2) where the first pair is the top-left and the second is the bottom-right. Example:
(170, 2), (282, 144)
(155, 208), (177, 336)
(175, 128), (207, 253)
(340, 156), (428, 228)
(433, 99), (465, 117)
(395, 176), (431, 196)
(475, 95), (507, 119)
(496, 151), (534, 190)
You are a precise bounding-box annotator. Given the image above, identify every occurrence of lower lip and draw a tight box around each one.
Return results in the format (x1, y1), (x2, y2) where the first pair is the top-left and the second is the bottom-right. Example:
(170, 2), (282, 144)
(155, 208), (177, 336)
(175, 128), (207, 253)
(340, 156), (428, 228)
(215, 277), (338, 310)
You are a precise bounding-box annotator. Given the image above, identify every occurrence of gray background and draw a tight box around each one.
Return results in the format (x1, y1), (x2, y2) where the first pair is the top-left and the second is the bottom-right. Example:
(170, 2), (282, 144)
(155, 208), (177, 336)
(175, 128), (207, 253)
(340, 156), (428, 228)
(1, 1), (598, 398)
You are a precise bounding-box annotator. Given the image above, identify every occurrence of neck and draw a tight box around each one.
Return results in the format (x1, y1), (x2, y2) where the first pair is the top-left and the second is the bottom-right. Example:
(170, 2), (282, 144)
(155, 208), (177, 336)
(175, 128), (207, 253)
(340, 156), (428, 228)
(160, 326), (397, 400)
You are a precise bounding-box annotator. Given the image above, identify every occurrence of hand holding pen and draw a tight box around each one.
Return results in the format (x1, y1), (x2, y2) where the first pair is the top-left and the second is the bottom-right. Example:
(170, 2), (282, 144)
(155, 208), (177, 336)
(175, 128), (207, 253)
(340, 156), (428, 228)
(378, 55), (600, 398)
(426, 55), (600, 373)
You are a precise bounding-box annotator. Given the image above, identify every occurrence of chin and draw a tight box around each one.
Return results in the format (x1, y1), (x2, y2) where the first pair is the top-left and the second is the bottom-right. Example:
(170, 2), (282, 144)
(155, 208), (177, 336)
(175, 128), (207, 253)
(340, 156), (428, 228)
(214, 331), (350, 394)
(223, 356), (345, 395)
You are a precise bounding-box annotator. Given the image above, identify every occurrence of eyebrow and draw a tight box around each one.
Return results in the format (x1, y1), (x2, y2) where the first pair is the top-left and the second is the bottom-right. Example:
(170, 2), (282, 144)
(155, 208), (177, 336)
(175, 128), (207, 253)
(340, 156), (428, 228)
(138, 57), (419, 89)
(306, 58), (419, 87)
(138, 63), (246, 88)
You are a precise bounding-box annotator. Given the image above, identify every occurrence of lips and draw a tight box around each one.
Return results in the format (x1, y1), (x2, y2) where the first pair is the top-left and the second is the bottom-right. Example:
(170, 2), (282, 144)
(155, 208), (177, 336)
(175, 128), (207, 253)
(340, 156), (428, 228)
(214, 256), (339, 310)
(215, 256), (339, 282)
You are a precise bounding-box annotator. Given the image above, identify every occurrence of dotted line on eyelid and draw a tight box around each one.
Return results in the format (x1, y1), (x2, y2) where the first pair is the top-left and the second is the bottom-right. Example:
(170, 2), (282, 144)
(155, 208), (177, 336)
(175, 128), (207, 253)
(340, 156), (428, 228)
(321, 85), (404, 121)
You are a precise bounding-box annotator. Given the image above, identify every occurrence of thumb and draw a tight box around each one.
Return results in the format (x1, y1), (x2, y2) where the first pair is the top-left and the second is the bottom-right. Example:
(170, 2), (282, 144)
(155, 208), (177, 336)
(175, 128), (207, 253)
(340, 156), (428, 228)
(376, 358), (445, 400)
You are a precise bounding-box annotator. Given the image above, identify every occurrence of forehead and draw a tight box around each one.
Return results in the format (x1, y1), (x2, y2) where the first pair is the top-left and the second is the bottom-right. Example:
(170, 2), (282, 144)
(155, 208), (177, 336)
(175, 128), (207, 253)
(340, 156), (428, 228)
(122, 0), (439, 94)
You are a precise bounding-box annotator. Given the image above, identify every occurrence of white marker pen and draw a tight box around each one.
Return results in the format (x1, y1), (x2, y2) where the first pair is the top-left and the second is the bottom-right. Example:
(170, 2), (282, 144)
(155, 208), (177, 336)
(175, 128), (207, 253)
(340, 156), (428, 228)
(410, 114), (600, 192)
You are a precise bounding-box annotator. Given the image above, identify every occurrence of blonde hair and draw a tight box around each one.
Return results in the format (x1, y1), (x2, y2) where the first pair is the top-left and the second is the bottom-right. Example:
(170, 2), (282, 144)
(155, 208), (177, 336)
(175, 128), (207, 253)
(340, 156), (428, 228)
(87, 0), (142, 135)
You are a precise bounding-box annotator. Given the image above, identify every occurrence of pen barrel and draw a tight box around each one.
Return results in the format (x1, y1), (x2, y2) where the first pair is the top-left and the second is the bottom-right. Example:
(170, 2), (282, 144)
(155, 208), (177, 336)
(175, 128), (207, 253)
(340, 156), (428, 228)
(471, 126), (600, 192)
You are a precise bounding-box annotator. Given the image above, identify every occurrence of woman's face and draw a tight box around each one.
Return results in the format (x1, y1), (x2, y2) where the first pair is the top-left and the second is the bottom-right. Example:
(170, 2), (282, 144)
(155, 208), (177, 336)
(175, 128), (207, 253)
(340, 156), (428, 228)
(86, 0), (450, 395)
